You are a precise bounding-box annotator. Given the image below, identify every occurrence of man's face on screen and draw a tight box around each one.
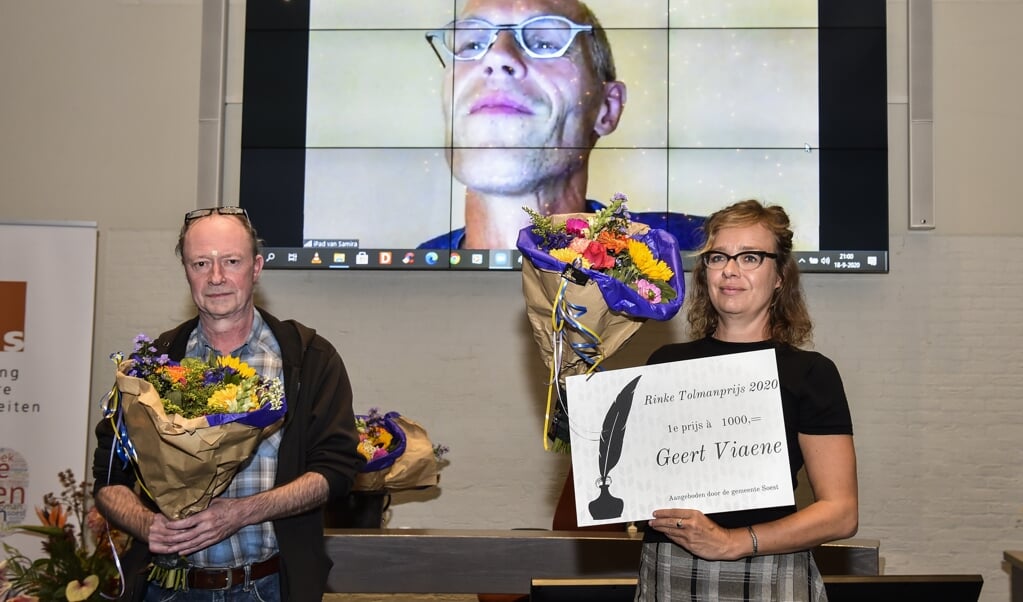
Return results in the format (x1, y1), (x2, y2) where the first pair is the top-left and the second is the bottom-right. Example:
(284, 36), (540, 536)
(444, 0), (614, 195)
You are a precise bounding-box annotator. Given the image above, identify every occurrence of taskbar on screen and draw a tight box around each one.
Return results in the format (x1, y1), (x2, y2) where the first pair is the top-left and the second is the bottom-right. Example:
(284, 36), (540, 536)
(261, 248), (889, 274)
(791, 250), (889, 273)
(261, 247), (524, 271)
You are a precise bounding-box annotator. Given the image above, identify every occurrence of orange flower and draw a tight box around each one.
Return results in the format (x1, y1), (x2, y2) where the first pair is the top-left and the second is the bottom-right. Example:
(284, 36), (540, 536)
(159, 364), (188, 385)
(35, 503), (67, 528)
(596, 230), (628, 253)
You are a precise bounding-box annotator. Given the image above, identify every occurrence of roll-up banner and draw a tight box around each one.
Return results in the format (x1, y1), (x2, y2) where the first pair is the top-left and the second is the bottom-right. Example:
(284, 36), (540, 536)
(0, 221), (97, 557)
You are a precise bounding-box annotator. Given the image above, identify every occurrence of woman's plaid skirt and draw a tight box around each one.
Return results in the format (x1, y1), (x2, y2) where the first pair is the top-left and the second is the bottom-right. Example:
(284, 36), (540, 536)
(634, 541), (828, 602)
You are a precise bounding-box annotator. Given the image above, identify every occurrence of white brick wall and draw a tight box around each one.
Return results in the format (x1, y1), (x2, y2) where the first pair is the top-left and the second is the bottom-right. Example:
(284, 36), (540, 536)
(806, 234), (1023, 599)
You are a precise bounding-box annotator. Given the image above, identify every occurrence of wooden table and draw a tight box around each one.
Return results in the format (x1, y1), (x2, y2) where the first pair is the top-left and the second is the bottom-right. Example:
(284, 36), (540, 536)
(1007, 551), (1023, 602)
(324, 528), (879, 595)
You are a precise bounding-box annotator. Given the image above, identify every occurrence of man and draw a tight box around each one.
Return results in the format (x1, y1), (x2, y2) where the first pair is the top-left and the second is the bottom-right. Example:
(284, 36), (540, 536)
(419, 0), (704, 250)
(93, 206), (364, 601)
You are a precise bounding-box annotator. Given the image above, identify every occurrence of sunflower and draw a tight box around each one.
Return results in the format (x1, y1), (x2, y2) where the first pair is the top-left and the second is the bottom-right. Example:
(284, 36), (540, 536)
(217, 355), (256, 379)
(207, 383), (240, 413)
(627, 239), (674, 282)
(550, 247), (587, 267)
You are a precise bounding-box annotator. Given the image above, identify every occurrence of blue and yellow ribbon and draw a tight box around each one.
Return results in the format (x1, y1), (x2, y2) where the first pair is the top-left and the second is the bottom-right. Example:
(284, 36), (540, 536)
(543, 277), (605, 451)
(102, 353), (155, 503)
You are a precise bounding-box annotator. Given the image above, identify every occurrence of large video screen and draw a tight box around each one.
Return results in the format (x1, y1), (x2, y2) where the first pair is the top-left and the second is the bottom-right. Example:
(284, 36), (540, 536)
(239, 0), (888, 273)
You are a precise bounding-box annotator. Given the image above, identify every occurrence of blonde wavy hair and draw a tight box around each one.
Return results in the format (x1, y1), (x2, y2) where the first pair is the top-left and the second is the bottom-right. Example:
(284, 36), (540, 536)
(686, 199), (813, 347)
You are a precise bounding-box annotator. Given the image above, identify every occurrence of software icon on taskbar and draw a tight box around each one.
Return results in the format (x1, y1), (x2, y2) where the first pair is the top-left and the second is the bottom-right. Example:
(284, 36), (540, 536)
(489, 250), (512, 269)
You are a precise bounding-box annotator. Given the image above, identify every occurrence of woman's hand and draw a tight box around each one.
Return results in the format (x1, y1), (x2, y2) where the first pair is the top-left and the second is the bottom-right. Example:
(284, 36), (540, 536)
(650, 509), (747, 561)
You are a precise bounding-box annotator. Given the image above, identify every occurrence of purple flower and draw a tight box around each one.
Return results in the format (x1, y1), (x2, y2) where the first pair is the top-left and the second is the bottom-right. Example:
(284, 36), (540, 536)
(364, 407), (385, 427)
(539, 231), (571, 251)
(610, 193), (631, 219)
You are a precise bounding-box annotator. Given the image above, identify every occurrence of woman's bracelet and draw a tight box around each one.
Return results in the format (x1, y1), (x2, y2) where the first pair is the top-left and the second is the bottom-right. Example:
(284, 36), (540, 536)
(747, 525), (759, 556)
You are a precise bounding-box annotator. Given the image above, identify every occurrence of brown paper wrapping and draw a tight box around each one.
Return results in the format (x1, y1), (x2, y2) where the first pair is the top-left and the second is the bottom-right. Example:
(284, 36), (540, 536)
(522, 265), (645, 383)
(115, 364), (274, 519)
(354, 415), (440, 492)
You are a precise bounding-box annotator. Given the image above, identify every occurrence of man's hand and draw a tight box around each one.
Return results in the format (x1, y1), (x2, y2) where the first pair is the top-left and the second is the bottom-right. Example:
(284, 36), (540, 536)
(147, 472), (331, 555)
(147, 498), (246, 556)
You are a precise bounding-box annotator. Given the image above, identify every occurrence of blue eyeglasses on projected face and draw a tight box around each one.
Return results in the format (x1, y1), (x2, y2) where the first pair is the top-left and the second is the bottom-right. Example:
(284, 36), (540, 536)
(426, 15), (593, 67)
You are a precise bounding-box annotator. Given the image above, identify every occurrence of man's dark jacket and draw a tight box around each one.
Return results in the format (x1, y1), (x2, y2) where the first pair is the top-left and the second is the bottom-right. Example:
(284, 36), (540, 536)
(93, 308), (364, 601)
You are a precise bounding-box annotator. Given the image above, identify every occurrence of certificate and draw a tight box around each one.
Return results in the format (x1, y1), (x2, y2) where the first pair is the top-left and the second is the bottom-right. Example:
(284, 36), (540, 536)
(566, 349), (794, 526)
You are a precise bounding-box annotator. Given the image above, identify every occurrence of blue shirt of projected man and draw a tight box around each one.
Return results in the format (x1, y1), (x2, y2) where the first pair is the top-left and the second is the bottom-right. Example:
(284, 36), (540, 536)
(418, 200), (706, 251)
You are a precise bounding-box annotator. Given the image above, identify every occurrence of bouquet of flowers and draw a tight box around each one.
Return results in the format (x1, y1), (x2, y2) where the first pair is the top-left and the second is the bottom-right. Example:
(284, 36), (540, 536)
(1, 470), (129, 602)
(100, 334), (287, 581)
(517, 194), (686, 452)
(352, 408), (449, 493)
(103, 335), (287, 519)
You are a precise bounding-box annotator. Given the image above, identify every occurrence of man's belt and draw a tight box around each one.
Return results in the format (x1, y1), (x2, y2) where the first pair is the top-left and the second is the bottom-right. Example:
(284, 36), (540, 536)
(185, 555), (280, 590)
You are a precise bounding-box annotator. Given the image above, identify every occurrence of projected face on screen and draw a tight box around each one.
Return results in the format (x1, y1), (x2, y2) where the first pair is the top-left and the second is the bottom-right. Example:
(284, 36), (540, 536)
(430, 0), (626, 249)
(240, 0), (888, 272)
(300, 0), (817, 249)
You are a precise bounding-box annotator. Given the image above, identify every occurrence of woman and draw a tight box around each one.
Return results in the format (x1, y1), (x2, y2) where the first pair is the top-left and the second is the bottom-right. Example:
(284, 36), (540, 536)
(635, 200), (858, 601)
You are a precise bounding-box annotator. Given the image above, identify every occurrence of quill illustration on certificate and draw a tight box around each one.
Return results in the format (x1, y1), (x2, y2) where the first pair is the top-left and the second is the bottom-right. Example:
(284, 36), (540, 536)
(587, 375), (640, 520)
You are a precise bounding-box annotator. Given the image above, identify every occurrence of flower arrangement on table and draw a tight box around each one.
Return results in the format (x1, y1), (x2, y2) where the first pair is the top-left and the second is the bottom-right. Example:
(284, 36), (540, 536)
(356, 410), (397, 464)
(1, 470), (130, 602)
(517, 193), (686, 452)
(100, 334), (287, 586)
(353, 408), (449, 493)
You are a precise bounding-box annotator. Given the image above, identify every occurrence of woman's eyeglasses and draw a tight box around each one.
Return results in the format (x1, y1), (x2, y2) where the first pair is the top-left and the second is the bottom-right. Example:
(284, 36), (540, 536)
(701, 250), (778, 271)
